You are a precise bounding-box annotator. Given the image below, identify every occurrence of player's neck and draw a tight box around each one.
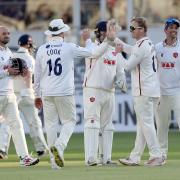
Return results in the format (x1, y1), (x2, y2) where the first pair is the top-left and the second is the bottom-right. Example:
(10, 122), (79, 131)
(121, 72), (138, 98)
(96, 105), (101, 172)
(165, 37), (177, 46)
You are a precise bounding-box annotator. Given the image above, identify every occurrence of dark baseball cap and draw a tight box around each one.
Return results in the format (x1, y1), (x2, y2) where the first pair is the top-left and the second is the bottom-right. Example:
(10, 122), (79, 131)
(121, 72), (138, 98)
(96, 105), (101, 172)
(165, 18), (180, 29)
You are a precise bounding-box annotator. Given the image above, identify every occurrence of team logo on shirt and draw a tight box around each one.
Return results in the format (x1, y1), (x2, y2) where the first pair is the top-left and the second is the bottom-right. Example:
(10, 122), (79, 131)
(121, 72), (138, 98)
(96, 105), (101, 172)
(173, 52), (178, 58)
(90, 97), (95, 102)
(112, 52), (117, 56)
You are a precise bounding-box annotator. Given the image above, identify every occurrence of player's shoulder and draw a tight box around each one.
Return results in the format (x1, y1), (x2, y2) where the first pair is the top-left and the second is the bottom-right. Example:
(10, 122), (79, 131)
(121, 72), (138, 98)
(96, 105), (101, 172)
(155, 41), (163, 48)
(135, 38), (153, 53)
(37, 43), (47, 52)
(136, 37), (150, 47)
(177, 40), (180, 48)
(6, 47), (13, 54)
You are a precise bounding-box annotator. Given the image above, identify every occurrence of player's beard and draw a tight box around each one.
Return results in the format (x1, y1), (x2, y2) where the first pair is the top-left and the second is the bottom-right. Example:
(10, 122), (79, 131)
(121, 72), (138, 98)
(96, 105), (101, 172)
(1, 37), (10, 45)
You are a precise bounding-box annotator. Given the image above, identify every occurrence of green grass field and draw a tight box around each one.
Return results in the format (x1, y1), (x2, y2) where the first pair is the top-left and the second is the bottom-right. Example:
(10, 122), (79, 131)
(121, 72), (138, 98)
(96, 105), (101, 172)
(0, 132), (180, 180)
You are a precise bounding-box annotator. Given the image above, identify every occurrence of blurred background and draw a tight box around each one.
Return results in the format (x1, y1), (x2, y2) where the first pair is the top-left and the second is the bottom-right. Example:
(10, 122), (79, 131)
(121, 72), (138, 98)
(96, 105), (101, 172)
(0, 0), (179, 132)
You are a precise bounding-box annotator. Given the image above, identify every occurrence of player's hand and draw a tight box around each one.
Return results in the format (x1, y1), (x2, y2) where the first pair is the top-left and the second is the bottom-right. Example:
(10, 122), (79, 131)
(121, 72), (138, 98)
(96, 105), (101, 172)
(7, 66), (20, 75)
(115, 43), (123, 55)
(81, 29), (90, 41)
(35, 98), (43, 110)
(106, 20), (117, 41)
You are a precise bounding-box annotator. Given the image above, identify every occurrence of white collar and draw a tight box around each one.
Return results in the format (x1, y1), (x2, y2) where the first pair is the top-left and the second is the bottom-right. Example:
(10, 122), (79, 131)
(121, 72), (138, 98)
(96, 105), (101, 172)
(17, 47), (29, 53)
(163, 39), (179, 47)
(49, 36), (64, 42)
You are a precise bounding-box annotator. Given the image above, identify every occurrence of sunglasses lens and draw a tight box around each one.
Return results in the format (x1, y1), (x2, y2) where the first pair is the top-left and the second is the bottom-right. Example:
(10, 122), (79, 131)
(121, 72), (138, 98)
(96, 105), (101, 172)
(130, 26), (135, 31)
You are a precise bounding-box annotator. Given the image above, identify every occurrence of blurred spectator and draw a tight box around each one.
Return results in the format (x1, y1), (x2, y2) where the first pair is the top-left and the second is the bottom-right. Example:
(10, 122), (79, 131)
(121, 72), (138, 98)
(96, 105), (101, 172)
(62, 7), (72, 24)
(25, 11), (37, 26)
(0, 0), (26, 20)
(36, 3), (55, 21)
(25, 3), (56, 30)
(107, 0), (117, 18)
(81, 0), (95, 28)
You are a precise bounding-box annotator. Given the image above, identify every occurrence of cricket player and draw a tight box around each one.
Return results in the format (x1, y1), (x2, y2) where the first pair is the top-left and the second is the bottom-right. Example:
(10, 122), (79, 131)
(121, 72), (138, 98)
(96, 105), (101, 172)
(117, 17), (164, 166)
(0, 115), (9, 159)
(0, 34), (48, 159)
(82, 21), (127, 166)
(155, 18), (180, 161)
(34, 19), (116, 169)
(0, 26), (39, 166)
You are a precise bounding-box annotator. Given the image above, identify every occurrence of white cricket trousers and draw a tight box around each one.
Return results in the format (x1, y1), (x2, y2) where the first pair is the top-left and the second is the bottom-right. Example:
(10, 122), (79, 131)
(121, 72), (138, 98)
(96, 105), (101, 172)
(83, 88), (115, 163)
(0, 93), (48, 153)
(156, 95), (180, 158)
(42, 96), (76, 154)
(17, 94), (48, 151)
(0, 120), (10, 153)
(0, 95), (28, 157)
(129, 96), (162, 163)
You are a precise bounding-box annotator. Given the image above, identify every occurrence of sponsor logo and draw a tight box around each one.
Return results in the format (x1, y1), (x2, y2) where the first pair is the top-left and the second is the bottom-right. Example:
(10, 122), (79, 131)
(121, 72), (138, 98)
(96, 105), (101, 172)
(46, 44), (50, 48)
(104, 59), (116, 65)
(161, 62), (175, 68)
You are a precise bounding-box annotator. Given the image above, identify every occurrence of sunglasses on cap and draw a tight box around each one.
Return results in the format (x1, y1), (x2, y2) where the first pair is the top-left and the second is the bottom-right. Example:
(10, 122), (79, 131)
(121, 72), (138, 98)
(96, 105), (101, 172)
(129, 26), (143, 32)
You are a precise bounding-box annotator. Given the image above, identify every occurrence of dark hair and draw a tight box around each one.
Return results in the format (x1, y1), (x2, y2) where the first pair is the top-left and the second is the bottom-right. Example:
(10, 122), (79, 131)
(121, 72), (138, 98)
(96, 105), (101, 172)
(131, 17), (147, 32)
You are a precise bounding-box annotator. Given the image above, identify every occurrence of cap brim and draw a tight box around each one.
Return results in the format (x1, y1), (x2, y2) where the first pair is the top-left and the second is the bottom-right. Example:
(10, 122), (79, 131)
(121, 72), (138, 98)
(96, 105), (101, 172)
(44, 25), (70, 35)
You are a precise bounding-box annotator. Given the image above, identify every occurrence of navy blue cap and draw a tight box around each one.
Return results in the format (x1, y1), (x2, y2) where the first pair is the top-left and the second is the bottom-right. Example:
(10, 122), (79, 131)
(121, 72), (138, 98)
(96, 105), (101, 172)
(165, 18), (180, 29)
(95, 21), (107, 32)
(18, 34), (33, 46)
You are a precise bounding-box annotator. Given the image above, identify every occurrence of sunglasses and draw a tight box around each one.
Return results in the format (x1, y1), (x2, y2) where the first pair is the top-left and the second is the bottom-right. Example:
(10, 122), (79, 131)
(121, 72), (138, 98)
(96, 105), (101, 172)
(129, 26), (143, 32)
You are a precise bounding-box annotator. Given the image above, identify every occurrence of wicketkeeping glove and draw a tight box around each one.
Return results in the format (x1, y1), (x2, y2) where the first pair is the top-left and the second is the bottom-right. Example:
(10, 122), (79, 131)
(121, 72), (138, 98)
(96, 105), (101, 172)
(9, 58), (27, 75)
(115, 79), (127, 93)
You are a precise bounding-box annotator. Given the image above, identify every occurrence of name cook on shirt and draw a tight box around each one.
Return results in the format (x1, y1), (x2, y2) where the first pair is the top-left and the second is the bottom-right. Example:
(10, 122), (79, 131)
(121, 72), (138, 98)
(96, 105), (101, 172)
(46, 44), (62, 56)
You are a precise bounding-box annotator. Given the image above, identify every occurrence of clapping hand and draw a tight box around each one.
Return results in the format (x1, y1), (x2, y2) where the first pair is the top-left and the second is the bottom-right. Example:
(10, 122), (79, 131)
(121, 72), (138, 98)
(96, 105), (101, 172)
(106, 20), (117, 42)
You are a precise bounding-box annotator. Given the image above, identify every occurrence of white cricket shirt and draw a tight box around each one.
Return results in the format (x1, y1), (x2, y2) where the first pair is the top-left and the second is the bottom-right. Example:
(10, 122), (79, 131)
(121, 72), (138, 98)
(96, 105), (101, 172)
(0, 46), (13, 95)
(118, 37), (160, 97)
(34, 37), (109, 97)
(13, 47), (34, 95)
(155, 40), (180, 95)
(83, 39), (125, 92)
